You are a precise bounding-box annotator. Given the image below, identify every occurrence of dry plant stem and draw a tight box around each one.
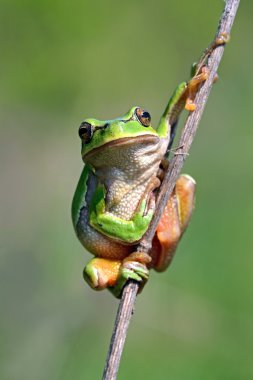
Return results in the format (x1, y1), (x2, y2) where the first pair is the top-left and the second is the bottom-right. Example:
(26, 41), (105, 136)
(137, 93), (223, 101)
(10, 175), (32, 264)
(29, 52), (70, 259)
(102, 1), (240, 379)
(102, 281), (138, 380)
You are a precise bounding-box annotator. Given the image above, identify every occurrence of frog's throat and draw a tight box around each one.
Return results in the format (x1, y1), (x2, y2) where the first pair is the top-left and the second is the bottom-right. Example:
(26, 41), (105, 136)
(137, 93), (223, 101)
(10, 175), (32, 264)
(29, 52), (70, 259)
(83, 135), (159, 161)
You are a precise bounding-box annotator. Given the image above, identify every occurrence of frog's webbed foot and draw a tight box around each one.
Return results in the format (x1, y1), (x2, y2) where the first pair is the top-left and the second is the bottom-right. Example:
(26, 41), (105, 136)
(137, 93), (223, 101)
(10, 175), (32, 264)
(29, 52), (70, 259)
(109, 252), (151, 298)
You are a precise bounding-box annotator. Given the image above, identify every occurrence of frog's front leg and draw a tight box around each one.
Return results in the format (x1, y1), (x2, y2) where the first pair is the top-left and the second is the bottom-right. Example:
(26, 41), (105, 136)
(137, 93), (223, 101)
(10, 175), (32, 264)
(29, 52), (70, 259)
(185, 66), (209, 111)
(83, 252), (151, 298)
(150, 174), (196, 272)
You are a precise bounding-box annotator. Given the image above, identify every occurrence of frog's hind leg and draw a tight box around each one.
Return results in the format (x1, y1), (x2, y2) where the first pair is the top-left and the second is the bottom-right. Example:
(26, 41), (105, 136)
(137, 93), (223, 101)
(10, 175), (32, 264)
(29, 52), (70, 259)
(83, 253), (151, 298)
(151, 174), (196, 272)
(83, 258), (122, 290)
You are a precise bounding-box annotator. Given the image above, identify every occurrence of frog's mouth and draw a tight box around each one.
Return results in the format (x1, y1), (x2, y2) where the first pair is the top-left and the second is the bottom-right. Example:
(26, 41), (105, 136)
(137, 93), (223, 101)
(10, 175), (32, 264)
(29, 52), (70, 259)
(83, 134), (160, 160)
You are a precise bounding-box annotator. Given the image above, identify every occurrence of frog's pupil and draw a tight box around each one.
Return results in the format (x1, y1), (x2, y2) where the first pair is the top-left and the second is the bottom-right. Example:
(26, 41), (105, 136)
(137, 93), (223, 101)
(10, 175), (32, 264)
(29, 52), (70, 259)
(142, 111), (150, 119)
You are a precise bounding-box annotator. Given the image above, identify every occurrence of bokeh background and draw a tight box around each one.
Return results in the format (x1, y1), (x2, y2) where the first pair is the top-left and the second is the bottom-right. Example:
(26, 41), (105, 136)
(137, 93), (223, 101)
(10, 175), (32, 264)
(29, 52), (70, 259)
(1, 1), (252, 379)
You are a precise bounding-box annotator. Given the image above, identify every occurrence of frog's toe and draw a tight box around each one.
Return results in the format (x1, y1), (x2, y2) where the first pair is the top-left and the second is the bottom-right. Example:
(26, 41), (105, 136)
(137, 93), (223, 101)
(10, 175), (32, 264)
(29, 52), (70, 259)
(83, 262), (100, 289)
(122, 260), (149, 281)
(109, 259), (149, 298)
(83, 257), (121, 291)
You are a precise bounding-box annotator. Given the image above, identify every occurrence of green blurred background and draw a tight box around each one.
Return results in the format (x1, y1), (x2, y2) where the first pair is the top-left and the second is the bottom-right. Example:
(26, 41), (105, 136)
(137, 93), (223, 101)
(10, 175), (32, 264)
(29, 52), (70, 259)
(1, 1), (252, 379)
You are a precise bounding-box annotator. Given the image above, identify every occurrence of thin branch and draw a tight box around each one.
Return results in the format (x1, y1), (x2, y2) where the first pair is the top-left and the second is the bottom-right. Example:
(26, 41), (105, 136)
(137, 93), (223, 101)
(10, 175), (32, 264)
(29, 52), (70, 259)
(102, 281), (138, 380)
(102, 1), (240, 379)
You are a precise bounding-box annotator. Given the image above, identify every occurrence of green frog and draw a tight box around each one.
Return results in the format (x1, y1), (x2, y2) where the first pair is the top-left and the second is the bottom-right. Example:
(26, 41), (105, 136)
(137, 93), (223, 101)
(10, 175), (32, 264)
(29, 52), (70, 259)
(72, 34), (229, 297)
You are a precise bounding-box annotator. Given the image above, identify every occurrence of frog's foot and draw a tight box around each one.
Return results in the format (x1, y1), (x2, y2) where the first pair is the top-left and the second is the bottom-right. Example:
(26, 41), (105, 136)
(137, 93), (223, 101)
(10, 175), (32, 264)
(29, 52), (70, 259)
(151, 174), (196, 272)
(83, 257), (121, 291)
(185, 67), (209, 111)
(110, 252), (151, 298)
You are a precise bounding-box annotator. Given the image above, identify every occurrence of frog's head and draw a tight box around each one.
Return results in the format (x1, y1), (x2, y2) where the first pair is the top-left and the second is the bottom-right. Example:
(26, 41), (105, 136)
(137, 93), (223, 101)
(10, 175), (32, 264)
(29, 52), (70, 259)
(78, 106), (159, 161)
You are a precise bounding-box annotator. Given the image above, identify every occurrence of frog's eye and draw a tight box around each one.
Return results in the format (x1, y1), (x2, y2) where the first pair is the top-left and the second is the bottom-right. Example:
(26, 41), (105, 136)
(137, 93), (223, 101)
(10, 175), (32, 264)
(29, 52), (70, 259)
(78, 122), (94, 143)
(135, 108), (151, 127)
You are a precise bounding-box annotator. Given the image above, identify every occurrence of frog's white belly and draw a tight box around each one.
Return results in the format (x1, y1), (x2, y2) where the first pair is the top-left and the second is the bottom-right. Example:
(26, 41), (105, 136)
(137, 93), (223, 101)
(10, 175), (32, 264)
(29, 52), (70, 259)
(93, 138), (167, 220)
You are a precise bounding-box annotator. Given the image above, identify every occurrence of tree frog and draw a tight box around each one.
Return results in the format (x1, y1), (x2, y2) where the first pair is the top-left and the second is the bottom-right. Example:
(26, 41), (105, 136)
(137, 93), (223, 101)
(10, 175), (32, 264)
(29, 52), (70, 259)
(72, 34), (229, 297)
